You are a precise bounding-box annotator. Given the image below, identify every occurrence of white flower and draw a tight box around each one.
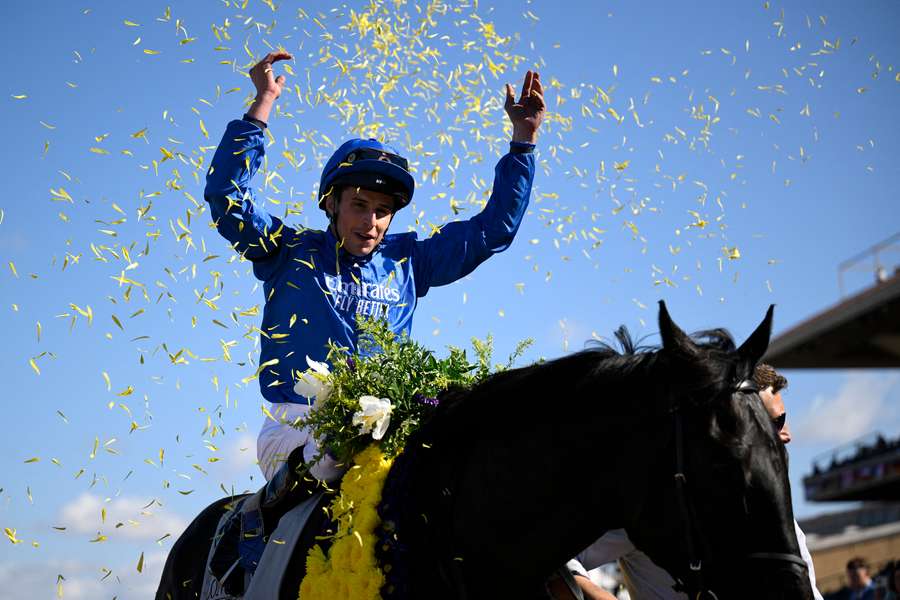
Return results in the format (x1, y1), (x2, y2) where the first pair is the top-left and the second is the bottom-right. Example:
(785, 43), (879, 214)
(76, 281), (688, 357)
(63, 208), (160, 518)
(293, 356), (333, 402)
(352, 396), (393, 440)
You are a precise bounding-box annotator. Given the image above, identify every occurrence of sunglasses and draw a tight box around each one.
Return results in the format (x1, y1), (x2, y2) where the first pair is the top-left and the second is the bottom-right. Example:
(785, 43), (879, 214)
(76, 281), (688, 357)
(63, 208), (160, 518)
(772, 412), (787, 432)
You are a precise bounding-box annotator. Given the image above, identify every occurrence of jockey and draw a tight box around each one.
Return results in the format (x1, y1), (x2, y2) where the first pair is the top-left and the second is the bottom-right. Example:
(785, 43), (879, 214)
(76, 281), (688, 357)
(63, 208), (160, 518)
(204, 50), (545, 483)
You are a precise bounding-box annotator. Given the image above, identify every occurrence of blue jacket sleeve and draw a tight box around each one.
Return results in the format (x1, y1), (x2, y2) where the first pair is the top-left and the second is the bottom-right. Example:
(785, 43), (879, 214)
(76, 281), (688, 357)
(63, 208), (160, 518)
(412, 143), (535, 297)
(204, 119), (290, 279)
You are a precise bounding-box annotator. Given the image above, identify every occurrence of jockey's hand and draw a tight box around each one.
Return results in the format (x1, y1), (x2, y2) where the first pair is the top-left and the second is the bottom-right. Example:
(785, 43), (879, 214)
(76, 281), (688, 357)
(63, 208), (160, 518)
(547, 573), (617, 600)
(246, 51), (293, 124)
(251, 51), (293, 101)
(504, 70), (545, 144)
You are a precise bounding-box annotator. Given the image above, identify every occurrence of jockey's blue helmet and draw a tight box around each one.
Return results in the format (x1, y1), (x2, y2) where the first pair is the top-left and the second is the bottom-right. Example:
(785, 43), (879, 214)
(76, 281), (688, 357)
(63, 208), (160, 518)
(318, 138), (415, 212)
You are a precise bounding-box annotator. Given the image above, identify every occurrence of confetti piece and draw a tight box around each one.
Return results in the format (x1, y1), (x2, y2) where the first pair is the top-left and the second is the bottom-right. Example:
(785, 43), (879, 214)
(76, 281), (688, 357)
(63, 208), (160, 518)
(136, 551), (144, 573)
(4, 528), (22, 544)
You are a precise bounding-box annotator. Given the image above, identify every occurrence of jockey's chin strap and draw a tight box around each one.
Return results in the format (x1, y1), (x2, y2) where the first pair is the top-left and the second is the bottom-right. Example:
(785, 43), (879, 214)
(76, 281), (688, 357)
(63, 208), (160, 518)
(671, 378), (808, 600)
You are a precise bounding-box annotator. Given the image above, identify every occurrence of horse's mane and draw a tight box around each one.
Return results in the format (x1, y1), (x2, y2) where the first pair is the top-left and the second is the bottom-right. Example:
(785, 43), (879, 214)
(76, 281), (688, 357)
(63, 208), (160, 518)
(432, 325), (741, 428)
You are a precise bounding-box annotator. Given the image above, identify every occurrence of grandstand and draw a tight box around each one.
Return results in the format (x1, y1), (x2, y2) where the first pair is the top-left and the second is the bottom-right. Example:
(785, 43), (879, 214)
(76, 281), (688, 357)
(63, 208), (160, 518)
(804, 432), (900, 503)
(766, 232), (900, 502)
(764, 232), (900, 595)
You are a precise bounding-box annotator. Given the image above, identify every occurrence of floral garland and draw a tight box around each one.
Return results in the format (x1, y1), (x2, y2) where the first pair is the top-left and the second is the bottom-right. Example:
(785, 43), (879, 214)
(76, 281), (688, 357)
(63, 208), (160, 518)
(295, 318), (532, 599)
(296, 318), (531, 464)
(299, 445), (393, 600)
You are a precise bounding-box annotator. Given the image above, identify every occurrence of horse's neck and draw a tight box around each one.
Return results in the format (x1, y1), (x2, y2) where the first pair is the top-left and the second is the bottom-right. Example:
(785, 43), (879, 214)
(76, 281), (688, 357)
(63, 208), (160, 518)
(436, 382), (667, 589)
(390, 353), (671, 595)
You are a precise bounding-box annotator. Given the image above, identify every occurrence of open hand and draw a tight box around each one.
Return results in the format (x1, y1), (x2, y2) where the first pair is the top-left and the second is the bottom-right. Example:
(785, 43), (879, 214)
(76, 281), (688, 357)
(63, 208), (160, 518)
(504, 70), (545, 144)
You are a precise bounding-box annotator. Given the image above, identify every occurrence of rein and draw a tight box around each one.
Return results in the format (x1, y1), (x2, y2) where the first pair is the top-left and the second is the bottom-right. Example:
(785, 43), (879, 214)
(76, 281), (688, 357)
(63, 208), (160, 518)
(670, 378), (807, 600)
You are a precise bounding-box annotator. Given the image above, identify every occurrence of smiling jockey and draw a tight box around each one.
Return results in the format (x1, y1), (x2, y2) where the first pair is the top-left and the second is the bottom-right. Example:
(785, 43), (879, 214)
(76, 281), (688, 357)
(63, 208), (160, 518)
(202, 51), (544, 590)
(206, 51), (544, 483)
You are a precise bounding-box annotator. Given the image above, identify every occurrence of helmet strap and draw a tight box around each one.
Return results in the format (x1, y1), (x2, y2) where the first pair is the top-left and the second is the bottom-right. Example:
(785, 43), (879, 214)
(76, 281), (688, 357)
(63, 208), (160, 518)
(324, 186), (342, 243)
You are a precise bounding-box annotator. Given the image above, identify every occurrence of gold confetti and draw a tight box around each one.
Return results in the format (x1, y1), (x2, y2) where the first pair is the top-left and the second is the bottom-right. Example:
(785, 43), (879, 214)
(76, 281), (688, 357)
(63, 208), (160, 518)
(5, 528), (23, 544)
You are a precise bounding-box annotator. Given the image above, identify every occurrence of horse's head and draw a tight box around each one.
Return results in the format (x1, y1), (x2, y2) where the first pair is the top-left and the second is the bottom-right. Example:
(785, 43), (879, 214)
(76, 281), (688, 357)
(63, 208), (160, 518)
(629, 302), (813, 599)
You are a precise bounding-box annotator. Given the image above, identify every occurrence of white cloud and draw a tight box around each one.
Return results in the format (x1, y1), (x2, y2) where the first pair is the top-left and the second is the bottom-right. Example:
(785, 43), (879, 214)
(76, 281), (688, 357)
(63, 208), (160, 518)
(58, 493), (189, 541)
(795, 373), (900, 445)
(225, 432), (259, 475)
(0, 552), (166, 600)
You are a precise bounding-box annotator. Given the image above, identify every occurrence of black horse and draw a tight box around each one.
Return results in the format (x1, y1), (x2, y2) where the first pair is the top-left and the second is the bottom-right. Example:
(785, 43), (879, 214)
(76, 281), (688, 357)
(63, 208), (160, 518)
(157, 303), (813, 600)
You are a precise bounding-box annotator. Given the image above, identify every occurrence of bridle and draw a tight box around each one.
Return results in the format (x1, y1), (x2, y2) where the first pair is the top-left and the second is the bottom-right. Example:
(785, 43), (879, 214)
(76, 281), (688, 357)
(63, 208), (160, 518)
(670, 378), (808, 599)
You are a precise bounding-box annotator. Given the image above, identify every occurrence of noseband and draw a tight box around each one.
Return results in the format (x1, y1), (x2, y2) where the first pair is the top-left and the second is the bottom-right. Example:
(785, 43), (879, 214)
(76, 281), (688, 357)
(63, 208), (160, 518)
(670, 378), (808, 599)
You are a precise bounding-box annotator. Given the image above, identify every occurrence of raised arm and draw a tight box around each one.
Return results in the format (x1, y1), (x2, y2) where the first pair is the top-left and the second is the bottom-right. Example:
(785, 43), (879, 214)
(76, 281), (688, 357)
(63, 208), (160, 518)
(204, 52), (294, 270)
(412, 71), (545, 295)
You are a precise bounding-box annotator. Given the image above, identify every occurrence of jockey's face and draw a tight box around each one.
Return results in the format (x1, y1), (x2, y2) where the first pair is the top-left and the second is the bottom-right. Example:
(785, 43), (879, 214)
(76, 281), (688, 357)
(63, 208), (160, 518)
(326, 187), (395, 256)
(760, 386), (791, 444)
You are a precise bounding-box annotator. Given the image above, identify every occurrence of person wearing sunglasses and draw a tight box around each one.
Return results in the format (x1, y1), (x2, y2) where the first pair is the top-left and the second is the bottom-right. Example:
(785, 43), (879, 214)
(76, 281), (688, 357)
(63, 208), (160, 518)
(754, 363), (791, 444)
(205, 51), (545, 484)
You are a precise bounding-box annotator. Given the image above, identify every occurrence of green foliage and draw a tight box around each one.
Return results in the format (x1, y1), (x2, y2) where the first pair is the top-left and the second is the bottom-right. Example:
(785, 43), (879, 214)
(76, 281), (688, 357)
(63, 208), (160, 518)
(299, 317), (532, 463)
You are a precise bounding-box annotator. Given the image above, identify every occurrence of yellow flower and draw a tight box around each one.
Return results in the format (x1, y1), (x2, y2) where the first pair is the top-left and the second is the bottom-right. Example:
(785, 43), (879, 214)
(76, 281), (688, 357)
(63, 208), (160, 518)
(299, 445), (393, 600)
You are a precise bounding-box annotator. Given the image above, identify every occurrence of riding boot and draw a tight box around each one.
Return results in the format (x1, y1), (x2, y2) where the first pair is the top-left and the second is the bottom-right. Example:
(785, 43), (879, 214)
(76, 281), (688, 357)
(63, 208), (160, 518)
(237, 444), (338, 583)
(259, 444), (320, 535)
(233, 445), (309, 581)
(207, 497), (251, 597)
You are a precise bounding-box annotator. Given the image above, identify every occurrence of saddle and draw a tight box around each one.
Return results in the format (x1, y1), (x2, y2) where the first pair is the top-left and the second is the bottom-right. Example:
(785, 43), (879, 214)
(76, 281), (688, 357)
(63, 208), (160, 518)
(206, 445), (326, 597)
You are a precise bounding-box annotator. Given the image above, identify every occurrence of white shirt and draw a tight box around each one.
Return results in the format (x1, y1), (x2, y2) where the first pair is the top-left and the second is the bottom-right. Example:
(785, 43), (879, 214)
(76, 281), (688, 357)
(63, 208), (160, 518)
(570, 525), (823, 600)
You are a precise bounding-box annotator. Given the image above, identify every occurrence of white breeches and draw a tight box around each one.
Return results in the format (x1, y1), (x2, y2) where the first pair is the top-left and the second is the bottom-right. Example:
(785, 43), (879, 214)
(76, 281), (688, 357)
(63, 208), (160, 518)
(256, 402), (342, 482)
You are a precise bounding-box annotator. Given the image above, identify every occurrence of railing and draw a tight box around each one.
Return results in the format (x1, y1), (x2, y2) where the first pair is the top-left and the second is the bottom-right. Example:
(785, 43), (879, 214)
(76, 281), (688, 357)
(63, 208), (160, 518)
(838, 231), (900, 297)
(809, 431), (895, 474)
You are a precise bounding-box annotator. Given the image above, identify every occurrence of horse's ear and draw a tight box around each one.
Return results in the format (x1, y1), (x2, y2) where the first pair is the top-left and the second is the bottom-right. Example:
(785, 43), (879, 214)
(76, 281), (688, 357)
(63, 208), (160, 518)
(658, 301), (699, 356)
(736, 304), (775, 367)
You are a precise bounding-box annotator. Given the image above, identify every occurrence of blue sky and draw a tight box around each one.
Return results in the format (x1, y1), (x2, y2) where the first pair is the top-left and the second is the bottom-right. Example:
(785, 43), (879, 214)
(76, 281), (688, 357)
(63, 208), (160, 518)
(1, 1), (898, 597)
